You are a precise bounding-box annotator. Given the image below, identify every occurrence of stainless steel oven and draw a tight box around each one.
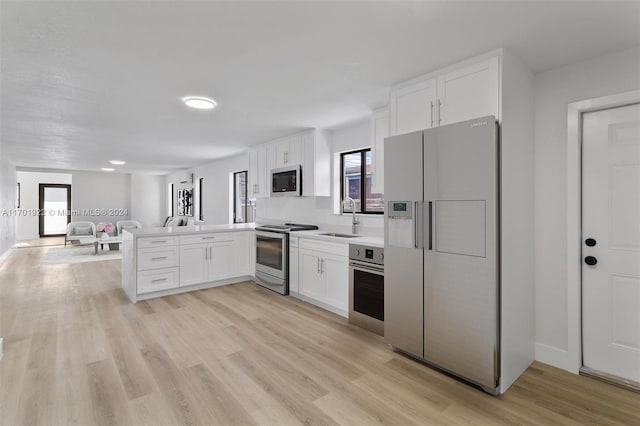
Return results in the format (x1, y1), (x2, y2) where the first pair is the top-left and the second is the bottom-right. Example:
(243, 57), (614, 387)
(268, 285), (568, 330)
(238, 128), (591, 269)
(349, 244), (384, 335)
(255, 230), (288, 294)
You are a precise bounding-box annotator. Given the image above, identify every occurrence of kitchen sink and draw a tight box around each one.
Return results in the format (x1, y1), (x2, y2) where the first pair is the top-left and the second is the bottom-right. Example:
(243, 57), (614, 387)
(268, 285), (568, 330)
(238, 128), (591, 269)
(319, 232), (360, 238)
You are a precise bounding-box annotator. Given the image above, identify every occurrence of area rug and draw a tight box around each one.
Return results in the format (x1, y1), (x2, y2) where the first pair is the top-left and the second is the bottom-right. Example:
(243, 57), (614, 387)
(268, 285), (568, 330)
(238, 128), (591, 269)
(42, 245), (122, 264)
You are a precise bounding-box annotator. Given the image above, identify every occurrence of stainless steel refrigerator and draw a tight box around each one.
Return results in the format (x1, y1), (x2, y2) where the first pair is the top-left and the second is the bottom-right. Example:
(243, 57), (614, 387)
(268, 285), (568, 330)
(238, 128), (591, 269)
(384, 116), (499, 394)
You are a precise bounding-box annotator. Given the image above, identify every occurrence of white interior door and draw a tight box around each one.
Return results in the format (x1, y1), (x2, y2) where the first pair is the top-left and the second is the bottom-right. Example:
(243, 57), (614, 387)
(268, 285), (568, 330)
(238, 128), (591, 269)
(582, 103), (640, 383)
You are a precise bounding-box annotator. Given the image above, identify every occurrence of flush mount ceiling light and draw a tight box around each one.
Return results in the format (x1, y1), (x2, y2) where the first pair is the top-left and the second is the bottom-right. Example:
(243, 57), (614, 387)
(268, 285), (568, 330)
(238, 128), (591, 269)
(102, 167), (115, 172)
(110, 160), (126, 165)
(182, 96), (217, 110)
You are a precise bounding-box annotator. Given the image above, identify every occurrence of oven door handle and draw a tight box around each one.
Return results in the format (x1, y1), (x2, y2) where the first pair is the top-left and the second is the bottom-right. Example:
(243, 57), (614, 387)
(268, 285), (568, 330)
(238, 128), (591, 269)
(349, 260), (384, 275)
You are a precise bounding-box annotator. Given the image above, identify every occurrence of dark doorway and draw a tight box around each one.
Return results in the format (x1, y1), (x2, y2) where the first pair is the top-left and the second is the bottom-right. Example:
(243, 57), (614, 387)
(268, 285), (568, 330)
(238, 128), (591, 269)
(39, 184), (71, 237)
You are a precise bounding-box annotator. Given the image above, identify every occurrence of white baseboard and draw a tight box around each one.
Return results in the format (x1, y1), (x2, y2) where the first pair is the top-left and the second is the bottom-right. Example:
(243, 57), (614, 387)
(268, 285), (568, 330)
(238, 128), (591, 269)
(289, 292), (348, 318)
(0, 247), (14, 265)
(535, 342), (569, 371)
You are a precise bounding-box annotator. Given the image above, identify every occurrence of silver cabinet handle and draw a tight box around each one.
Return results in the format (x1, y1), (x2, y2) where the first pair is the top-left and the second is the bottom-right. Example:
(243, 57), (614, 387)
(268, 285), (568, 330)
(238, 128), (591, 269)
(320, 258), (324, 274)
(151, 256), (168, 260)
(209, 247), (212, 260)
(317, 258), (320, 274)
(438, 99), (442, 125)
(151, 278), (167, 283)
(151, 240), (167, 244)
(202, 236), (216, 240)
(430, 101), (434, 127)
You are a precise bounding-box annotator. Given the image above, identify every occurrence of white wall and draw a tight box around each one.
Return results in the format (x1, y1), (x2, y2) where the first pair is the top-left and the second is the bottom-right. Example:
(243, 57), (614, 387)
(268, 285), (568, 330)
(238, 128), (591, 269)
(534, 46), (640, 367)
(257, 120), (384, 235)
(70, 171), (131, 225)
(130, 174), (166, 227)
(16, 171), (72, 240)
(166, 154), (249, 225)
(0, 156), (17, 260)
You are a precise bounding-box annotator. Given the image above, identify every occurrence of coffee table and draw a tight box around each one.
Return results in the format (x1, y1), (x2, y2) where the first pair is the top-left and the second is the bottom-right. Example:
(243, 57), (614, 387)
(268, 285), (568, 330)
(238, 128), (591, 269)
(94, 236), (123, 255)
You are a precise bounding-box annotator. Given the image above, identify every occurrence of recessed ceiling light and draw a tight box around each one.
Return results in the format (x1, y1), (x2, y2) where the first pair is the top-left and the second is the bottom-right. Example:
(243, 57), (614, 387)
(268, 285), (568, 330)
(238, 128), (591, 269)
(102, 167), (115, 172)
(183, 96), (217, 110)
(110, 160), (126, 165)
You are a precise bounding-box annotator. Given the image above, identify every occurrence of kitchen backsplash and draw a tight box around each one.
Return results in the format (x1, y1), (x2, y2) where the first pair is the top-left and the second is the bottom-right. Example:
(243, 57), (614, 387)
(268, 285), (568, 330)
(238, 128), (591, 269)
(256, 196), (384, 236)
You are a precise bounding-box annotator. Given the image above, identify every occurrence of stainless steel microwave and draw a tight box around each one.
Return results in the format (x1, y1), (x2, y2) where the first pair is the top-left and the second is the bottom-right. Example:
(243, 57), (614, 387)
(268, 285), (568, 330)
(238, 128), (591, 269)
(271, 165), (301, 196)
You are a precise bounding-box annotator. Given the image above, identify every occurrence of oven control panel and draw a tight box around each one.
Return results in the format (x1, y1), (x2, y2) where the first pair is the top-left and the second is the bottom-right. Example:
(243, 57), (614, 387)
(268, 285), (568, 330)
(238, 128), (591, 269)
(349, 244), (384, 266)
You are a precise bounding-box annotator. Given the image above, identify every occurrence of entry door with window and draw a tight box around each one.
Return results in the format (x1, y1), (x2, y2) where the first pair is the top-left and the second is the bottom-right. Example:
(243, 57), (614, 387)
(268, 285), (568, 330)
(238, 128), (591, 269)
(39, 184), (71, 237)
(582, 103), (640, 384)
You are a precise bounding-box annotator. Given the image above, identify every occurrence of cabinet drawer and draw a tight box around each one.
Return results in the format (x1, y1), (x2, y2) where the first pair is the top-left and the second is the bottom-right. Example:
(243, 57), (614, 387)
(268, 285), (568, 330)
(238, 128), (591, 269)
(137, 267), (179, 294)
(180, 233), (234, 245)
(137, 236), (177, 248)
(137, 246), (179, 271)
(299, 239), (349, 257)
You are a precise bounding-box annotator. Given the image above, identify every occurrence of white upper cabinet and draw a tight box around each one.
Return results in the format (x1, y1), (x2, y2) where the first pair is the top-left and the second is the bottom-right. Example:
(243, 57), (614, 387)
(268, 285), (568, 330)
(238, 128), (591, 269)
(270, 135), (303, 169)
(248, 145), (268, 198)
(390, 77), (437, 136)
(437, 56), (500, 126)
(301, 130), (331, 197)
(370, 107), (389, 194)
(389, 54), (501, 136)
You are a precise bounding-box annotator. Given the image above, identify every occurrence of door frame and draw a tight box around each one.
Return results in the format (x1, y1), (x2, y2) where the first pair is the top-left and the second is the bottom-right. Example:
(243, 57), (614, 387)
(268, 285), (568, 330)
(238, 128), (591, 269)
(566, 89), (640, 374)
(38, 183), (72, 237)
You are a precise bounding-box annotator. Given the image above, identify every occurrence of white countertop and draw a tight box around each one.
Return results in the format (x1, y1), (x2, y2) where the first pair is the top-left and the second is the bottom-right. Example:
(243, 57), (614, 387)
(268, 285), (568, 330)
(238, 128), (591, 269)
(291, 230), (384, 248)
(124, 223), (255, 238)
(123, 222), (384, 247)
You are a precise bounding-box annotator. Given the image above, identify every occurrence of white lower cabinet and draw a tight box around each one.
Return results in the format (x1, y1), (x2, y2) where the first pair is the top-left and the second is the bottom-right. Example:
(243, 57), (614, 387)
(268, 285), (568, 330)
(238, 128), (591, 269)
(137, 267), (180, 294)
(300, 251), (324, 300)
(210, 239), (235, 281)
(179, 234), (236, 286)
(298, 239), (349, 316)
(234, 231), (255, 277)
(179, 243), (209, 287)
(289, 237), (299, 293)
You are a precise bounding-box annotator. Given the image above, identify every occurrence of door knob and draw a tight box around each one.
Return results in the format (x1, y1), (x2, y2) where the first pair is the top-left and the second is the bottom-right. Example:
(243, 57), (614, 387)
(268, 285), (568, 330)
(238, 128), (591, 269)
(585, 238), (596, 247)
(584, 256), (597, 266)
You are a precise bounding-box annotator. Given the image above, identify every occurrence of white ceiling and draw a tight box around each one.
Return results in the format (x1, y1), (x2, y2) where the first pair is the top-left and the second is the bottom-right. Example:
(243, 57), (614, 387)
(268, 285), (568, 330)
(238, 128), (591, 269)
(1, 1), (639, 174)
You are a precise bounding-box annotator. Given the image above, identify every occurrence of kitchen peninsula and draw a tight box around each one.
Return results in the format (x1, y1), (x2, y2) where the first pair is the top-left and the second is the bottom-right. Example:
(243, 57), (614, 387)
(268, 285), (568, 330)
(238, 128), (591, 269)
(121, 224), (255, 302)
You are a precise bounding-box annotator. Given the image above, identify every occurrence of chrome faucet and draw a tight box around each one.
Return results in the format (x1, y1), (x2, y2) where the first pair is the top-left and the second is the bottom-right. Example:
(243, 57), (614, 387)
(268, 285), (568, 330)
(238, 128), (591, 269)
(344, 197), (360, 234)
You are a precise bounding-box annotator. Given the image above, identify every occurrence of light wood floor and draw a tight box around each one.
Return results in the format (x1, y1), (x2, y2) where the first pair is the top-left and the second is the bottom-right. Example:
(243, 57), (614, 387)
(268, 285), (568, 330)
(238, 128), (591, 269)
(1, 246), (638, 426)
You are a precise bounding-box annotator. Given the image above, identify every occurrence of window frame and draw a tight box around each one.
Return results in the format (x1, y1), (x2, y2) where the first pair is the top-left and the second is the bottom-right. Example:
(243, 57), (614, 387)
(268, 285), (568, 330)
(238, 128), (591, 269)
(233, 170), (248, 224)
(340, 148), (383, 215)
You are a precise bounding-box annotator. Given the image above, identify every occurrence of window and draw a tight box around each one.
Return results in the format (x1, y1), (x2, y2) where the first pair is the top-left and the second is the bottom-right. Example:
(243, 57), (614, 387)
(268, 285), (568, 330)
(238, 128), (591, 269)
(233, 171), (248, 223)
(340, 149), (383, 214)
(169, 183), (174, 217)
(198, 177), (204, 221)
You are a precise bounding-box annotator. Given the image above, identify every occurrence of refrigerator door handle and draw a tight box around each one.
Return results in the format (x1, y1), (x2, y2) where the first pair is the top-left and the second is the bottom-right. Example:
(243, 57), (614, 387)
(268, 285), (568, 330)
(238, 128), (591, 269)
(414, 201), (424, 249)
(428, 201), (433, 250)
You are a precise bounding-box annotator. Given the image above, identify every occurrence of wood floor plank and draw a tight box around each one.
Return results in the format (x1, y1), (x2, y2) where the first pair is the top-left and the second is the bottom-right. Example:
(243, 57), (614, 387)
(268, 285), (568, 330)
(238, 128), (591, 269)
(104, 326), (155, 400)
(1, 247), (639, 426)
(86, 359), (135, 426)
(54, 327), (95, 425)
(182, 363), (257, 426)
